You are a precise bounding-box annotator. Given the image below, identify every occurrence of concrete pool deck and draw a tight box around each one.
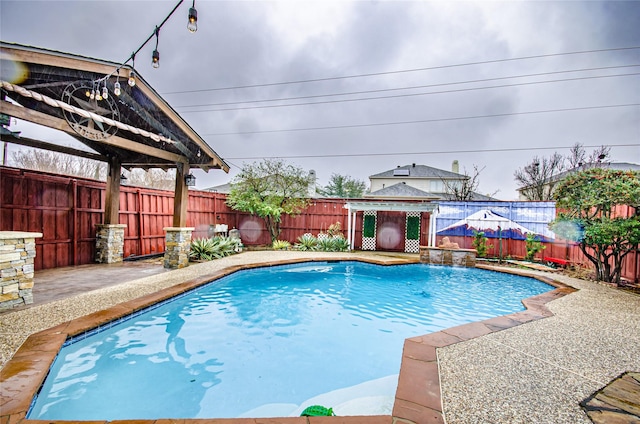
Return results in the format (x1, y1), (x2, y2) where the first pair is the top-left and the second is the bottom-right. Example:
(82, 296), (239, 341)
(1, 251), (639, 423)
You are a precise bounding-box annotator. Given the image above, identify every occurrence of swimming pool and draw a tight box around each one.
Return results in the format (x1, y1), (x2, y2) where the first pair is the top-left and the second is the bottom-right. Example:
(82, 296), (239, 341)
(28, 261), (552, 420)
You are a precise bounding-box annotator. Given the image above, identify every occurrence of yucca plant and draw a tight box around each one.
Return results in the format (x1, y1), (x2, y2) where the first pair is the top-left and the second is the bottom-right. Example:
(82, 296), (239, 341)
(272, 240), (291, 250)
(295, 233), (318, 251)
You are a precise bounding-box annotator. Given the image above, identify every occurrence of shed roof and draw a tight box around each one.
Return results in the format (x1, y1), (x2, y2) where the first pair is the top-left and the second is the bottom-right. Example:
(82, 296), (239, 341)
(0, 42), (229, 173)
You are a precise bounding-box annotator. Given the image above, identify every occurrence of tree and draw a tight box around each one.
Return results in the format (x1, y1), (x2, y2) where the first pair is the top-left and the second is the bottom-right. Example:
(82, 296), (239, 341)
(123, 169), (176, 190)
(515, 143), (611, 201)
(226, 159), (313, 243)
(550, 167), (640, 284)
(12, 149), (106, 180)
(514, 152), (565, 201)
(318, 173), (366, 198)
(442, 165), (484, 200)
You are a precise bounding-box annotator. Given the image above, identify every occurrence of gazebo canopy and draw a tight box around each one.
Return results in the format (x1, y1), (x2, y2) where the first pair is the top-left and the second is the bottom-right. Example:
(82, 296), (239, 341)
(0, 41), (229, 173)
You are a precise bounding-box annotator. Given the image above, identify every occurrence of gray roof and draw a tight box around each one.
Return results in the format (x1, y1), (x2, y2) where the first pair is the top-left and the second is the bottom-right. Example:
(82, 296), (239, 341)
(366, 182), (498, 201)
(365, 182), (441, 199)
(202, 182), (232, 193)
(369, 164), (466, 179)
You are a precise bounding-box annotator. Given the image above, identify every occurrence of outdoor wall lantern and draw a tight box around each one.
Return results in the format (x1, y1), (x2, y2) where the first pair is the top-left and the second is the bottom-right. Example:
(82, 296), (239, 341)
(185, 173), (196, 187)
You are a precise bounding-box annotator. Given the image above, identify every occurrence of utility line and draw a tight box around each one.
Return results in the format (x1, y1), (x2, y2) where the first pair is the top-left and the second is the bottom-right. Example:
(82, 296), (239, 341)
(176, 64), (640, 109)
(222, 143), (640, 161)
(202, 103), (640, 136)
(180, 72), (640, 113)
(163, 46), (640, 95)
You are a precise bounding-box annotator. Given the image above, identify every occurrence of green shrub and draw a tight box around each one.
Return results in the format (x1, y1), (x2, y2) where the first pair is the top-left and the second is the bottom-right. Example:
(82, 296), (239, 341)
(525, 233), (546, 261)
(472, 230), (493, 258)
(295, 233), (318, 251)
(272, 240), (291, 250)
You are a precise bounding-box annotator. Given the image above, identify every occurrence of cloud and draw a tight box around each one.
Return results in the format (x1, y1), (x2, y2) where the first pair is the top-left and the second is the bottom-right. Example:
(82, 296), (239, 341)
(1, 0), (638, 197)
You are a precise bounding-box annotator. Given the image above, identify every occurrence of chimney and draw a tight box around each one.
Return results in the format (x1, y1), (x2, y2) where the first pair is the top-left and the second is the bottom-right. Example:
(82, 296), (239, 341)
(452, 160), (459, 174)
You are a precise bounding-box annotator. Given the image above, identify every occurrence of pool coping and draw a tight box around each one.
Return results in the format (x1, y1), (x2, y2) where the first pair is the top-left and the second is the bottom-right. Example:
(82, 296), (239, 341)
(0, 258), (577, 424)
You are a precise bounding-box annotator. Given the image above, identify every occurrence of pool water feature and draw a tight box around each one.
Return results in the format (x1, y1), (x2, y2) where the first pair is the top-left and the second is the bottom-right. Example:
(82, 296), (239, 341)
(28, 261), (552, 420)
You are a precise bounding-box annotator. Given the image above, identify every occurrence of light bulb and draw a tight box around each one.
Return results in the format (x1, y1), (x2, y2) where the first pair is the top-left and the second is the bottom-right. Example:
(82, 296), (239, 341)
(85, 89), (91, 97)
(102, 86), (108, 99)
(128, 70), (136, 87)
(187, 7), (198, 33)
(96, 91), (103, 101)
(90, 89), (95, 100)
(152, 50), (160, 69)
(114, 81), (121, 96)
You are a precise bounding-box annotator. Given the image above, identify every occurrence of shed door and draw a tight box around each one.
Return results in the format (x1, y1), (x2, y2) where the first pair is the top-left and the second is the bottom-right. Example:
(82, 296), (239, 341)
(376, 211), (405, 252)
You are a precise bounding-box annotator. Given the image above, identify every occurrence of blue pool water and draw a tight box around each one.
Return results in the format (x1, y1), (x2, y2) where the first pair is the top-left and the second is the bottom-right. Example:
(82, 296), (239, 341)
(29, 261), (551, 420)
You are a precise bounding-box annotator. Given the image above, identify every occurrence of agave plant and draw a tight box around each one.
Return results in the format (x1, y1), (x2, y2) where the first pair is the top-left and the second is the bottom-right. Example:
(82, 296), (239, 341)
(190, 236), (241, 261)
(189, 237), (217, 261)
(330, 235), (350, 252)
(294, 233), (318, 251)
(272, 240), (291, 250)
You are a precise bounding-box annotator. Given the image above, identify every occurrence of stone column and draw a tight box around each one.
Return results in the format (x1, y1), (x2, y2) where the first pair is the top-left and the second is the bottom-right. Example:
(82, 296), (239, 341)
(164, 227), (194, 269)
(95, 224), (127, 263)
(0, 231), (43, 310)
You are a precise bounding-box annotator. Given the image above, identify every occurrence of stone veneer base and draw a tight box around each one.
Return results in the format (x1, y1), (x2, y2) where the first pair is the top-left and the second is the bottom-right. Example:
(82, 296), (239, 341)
(164, 227), (195, 269)
(419, 245), (477, 267)
(0, 258), (576, 424)
(0, 231), (43, 310)
(95, 224), (127, 264)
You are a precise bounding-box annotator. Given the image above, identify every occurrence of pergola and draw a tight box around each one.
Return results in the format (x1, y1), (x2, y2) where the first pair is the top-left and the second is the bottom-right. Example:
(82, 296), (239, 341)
(344, 201), (439, 251)
(0, 42), (229, 228)
(1, 41), (231, 267)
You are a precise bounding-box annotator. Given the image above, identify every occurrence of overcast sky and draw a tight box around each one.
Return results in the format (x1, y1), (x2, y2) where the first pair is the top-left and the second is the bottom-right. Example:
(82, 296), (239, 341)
(1, 0), (639, 199)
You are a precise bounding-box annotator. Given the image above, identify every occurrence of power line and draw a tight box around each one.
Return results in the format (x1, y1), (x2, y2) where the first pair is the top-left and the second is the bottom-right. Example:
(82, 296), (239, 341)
(176, 65), (640, 109)
(163, 46), (640, 95)
(222, 143), (640, 161)
(180, 72), (640, 113)
(202, 103), (640, 136)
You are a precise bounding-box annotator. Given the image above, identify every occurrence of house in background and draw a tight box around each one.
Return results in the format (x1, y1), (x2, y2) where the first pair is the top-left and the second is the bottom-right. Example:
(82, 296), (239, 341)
(203, 170), (320, 198)
(516, 162), (640, 201)
(366, 161), (496, 201)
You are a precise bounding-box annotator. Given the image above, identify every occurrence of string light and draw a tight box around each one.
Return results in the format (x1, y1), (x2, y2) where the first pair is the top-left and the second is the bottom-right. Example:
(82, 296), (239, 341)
(128, 53), (136, 87)
(152, 27), (160, 69)
(81, 1), (193, 102)
(187, 0), (198, 33)
(114, 70), (121, 96)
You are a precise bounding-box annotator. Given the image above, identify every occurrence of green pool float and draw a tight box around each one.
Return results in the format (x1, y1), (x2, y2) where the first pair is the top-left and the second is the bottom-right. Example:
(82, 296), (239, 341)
(300, 405), (335, 416)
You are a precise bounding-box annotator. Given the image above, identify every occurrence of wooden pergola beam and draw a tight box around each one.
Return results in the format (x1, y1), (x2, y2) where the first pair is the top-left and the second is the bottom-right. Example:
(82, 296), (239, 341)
(0, 101), (187, 164)
(0, 133), (105, 162)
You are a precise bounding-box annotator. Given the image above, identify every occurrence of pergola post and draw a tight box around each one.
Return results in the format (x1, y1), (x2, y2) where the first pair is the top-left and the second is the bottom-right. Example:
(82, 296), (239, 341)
(96, 157), (126, 263)
(164, 162), (193, 269)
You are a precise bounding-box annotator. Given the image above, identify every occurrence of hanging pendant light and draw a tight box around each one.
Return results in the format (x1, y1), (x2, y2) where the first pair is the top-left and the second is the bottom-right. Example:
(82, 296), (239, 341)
(152, 26), (160, 68)
(128, 53), (136, 87)
(187, 0), (198, 33)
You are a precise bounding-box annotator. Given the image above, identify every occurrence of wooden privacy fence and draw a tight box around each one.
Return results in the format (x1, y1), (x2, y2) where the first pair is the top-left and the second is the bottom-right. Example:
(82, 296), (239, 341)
(1, 166), (638, 283)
